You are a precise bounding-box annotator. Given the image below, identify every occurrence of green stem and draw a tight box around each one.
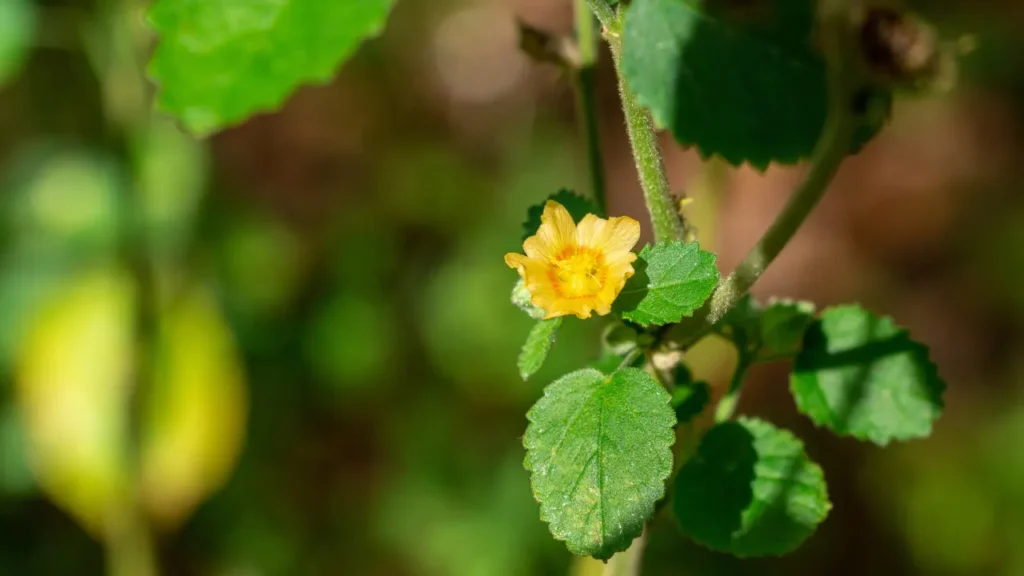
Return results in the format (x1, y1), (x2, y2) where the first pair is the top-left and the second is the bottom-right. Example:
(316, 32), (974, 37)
(714, 353), (751, 422)
(92, 1), (162, 574)
(573, 0), (607, 215)
(672, 1), (857, 341)
(607, 20), (685, 242)
(106, 507), (158, 576)
(603, 530), (647, 576)
(701, 115), (851, 327)
(616, 347), (644, 372)
(584, 0), (617, 31)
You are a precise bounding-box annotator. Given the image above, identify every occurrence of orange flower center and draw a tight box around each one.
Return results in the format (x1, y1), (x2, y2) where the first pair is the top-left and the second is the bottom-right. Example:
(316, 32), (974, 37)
(549, 246), (606, 298)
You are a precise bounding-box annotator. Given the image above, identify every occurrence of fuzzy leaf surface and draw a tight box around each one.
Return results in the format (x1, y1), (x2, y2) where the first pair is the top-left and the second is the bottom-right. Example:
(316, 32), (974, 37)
(148, 0), (396, 134)
(622, 0), (826, 167)
(673, 418), (830, 556)
(518, 318), (563, 380)
(616, 241), (718, 326)
(525, 368), (676, 559)
(791, 305), (945, 445)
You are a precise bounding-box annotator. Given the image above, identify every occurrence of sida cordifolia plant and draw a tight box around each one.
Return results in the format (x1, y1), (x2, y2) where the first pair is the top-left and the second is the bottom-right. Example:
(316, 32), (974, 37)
(142, 0), (957, 571)
(510, 0), (950, 566)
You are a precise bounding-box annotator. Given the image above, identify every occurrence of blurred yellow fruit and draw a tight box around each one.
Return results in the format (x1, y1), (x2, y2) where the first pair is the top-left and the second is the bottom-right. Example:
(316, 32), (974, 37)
(140, 285), (247, 530)
(14, 268), (248, 537)
(14, 269), (134, 538)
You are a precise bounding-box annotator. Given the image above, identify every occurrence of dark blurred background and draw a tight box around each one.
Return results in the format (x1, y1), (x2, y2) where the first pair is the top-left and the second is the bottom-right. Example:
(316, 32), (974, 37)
(0, 0), (1022, 574)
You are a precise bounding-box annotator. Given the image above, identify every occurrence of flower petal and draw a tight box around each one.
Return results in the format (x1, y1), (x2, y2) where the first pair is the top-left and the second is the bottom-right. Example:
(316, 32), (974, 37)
(592, 215), (641, 255)
(507, 203), (640, 321)
(531, 200), (577, 258)
(596, 260), (635, 306)
(604, 249), (638, 268)
(546, 301), (592, 320)
(514, 257), (557, 303)
(504, 253), (529, 273)
(522, 235), (555, 261)
(575, 214), (605, 247)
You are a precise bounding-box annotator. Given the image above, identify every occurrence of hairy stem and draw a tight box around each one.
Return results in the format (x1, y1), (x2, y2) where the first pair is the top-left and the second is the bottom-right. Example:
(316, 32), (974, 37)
(607, 19), (686, 242)
(701, 118), (852, 327)
(573, 0), (607, 215)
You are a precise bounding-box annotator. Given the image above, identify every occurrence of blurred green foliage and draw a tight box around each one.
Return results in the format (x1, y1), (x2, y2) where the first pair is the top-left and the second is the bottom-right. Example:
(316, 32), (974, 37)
(0, 0), (1023, 575)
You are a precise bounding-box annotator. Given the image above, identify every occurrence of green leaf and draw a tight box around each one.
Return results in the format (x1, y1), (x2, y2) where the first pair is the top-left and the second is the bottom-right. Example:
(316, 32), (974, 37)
(790, 305), (945, 445)
(524, 368), (676, 559)
(148, 0), (396, 135)
(716, 295), (815, 361)
(616, 242), (719, 326)
(720, 293), (761, 328)
(672, 380), (710, 424)
(511, 278), (546, 320)
(716, 293), (761, 344)
(522, 189), (596, 240)
(672, 362), (694, 386)
(668, 363), (709, 423)
(673, 418), (830, 557)
(518, 318), (563, 381)
(0, 0), (33, 86)
(714, 294), (760, 354)
(621, 0), (862, 167)
(759, 298), (816, 359)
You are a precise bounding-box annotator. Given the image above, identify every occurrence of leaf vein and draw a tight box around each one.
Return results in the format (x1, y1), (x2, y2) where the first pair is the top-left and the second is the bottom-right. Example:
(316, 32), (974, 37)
(546, 385), (600, 474)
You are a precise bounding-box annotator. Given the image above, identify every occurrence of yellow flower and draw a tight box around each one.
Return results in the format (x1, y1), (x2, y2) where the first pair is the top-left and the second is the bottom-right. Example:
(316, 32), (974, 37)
(506, 200), (641, 319)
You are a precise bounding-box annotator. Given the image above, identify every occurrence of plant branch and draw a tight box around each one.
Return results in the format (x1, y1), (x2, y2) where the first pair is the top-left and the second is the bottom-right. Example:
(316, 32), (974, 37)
(573, 0), (607, 215)
(671, 0), (858, 342)
(616, 347), (644, 372)
(607, 15), (686, 243)
(107, 507), (158, 576)
(93, 1), (160, 575)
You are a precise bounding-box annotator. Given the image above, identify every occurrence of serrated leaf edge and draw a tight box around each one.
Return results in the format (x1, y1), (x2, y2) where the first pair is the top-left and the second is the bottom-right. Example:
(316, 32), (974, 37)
(621, 0), (822, 170)
(764, 297), (816, 313)
(518, 317), (562, 381)
(523, 368), (676, 559)
(618, 240), (720, 327)
(789, 304), (946, 446)
(732, 417), (831, 558)
(146, 1), (396, 136)
(677, 416), (832, 558)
